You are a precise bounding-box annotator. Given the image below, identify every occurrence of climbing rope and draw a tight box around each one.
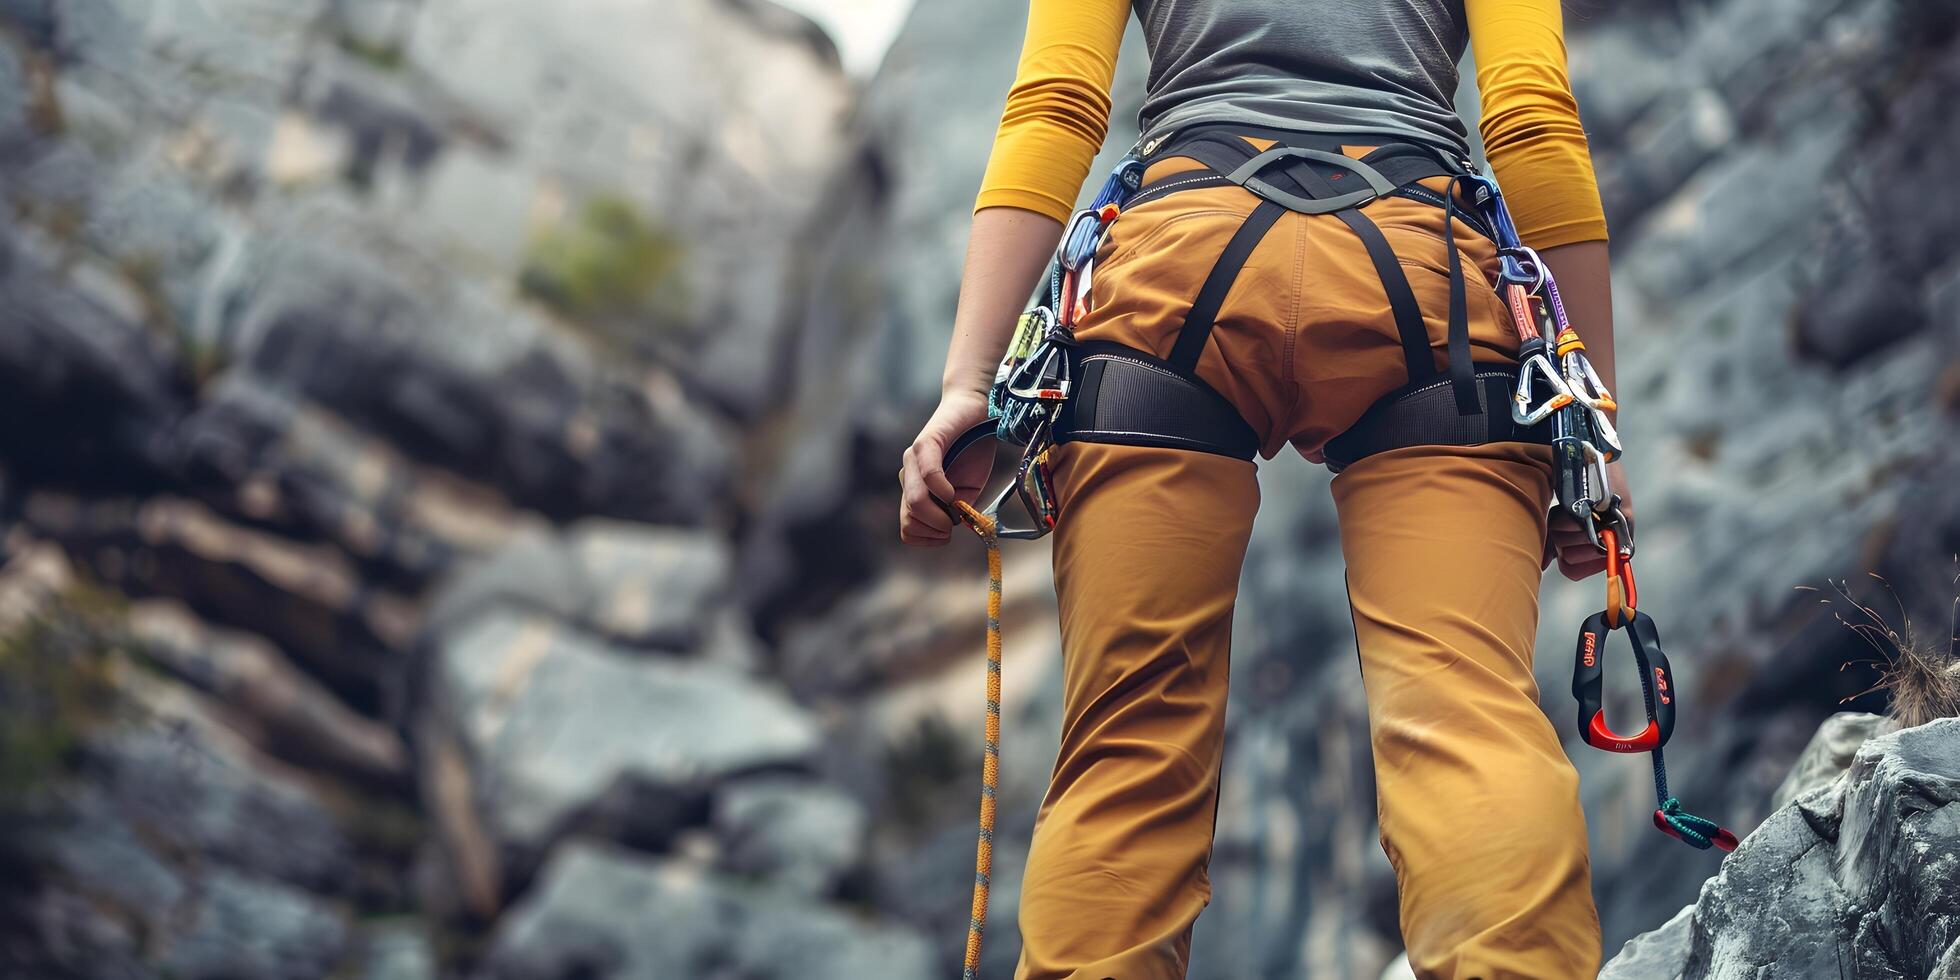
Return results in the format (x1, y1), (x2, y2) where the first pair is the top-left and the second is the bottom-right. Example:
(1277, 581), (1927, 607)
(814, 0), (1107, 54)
(954, 499), (1002, 980)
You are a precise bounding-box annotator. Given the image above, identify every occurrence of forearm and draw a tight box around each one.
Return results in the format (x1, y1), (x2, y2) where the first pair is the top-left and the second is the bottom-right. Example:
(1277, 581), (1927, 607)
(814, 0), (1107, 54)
(941, 206), (1066, 399)
(1539, 240), (1615, 402)
(1468, 0), (1608, 248)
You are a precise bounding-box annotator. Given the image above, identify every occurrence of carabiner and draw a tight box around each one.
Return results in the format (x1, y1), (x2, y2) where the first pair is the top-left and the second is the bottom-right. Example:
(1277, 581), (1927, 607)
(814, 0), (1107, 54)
(1572, 607), (1674, 754)
(1005, 339), (1072, 403)
(1599, 521), (1638, 625)
(936, 419), (1058, 542)
(1513, 349), (1576, 426)
(1498, 245), (1547, 292)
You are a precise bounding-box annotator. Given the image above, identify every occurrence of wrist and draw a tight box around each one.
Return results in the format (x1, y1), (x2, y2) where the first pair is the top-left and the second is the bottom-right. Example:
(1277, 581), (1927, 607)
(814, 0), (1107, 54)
(941, 374), (991, 403)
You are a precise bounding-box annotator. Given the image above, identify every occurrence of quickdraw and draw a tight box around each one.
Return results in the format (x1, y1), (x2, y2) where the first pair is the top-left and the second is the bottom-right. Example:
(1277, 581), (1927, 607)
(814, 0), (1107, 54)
(1470, 176), (1738, 853)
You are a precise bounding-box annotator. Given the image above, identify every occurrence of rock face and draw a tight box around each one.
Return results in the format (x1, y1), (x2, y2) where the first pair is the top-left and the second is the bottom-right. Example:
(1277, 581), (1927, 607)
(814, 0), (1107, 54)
(1601, 717), (1960, 979)
(482, 841), (936, 980)
(0, 0), (922, 977)
(3, 0), (1958, 976)
(430, 607), (820, 861)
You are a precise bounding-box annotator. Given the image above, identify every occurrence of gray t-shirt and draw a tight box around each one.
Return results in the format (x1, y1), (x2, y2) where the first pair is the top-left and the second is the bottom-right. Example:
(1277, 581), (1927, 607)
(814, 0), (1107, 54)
(1133, 0), (1470, 159)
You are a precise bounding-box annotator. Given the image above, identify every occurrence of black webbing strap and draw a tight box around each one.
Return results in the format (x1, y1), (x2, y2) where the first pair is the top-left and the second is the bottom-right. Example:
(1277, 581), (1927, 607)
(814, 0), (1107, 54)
(1166, 199), (1287, 375)
(1339, 210), (1434, 384)
(1281, 160), (1437, 386)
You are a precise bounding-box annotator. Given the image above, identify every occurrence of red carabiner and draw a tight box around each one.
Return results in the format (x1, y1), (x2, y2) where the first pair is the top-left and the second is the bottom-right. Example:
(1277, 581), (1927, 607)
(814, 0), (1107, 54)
(1601, 526), (1638, 627)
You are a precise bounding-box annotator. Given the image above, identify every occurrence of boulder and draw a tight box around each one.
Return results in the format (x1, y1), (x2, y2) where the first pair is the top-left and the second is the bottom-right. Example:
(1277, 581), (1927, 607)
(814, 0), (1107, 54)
(22, 492), (412, 709)
(153, 869), (351, 980)
(18, 670), (360, 978)
(483, 841), (936, 980)
(427, 521), (731, 653)
(357, 919), (438, 980)
(711, 776), (866, 897)
(127, 598), (408, 786)
(1601, 717), (1960, 978)
(431, 609), (820, 865)
(1767, 711), (1894, 811)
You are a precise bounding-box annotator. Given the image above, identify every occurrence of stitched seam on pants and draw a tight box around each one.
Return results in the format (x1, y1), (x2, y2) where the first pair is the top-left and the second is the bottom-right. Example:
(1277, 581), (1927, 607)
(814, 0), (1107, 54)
(1282, 212), (1304, 386)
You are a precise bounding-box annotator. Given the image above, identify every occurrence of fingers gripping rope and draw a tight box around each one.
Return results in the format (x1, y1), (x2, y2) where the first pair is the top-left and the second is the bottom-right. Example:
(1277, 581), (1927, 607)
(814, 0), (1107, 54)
(954, 500), (1002, 980)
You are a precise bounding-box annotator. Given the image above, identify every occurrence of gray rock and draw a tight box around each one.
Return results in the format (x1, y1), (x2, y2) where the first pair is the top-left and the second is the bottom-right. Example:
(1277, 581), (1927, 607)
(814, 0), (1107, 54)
(429, 521), (730, 653)
(173, 376), (533, 585)
(1598, 905), (1694, 980)
(0, 0), (56, 46)
(712, 776), (866, 897)
(0, 35), (31, 153)
(82, 689), (357, 893)
(1768, 711), (1893, 811)
(402, 0), (852, 415)
(359, 919), (438, 980)
(1601, 718), (1960, 978)
(331, 0), (416, 56)
(19, 672), (361, 978)
(434, 609), (820, 859)
(484, 841), (935, 980)
(155, 869), (351, 980)
(0, 223), (192, 485)
(127, 598), (409, 786)
(22, 492), (410, 706)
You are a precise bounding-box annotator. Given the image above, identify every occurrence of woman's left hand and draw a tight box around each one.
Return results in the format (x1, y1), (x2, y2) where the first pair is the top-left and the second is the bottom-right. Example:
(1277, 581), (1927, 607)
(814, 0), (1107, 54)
(899, 389), (995, 547)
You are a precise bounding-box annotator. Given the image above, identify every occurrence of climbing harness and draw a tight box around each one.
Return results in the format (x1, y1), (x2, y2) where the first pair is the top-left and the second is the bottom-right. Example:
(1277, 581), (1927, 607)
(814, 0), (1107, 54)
(929, 128), (1735, 975)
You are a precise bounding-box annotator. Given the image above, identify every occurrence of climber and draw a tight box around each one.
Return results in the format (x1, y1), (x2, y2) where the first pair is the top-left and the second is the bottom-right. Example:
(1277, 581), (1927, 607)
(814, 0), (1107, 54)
(899, 1), (1625, 976)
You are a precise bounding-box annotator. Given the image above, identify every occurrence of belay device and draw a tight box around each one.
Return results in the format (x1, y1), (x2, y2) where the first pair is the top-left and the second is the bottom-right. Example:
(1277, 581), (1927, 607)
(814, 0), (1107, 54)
(932, 136), (1734, 978)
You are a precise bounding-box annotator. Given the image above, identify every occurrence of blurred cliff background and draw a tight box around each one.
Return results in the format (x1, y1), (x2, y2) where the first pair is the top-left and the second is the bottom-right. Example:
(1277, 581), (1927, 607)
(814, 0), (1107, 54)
(0, 0), (1956, 977)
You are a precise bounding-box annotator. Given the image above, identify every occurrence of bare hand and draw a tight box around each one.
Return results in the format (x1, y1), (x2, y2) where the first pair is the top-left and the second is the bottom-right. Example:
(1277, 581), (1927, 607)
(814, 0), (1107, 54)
(899, 391), (994, 547)
(1544, 460), (1632, 581)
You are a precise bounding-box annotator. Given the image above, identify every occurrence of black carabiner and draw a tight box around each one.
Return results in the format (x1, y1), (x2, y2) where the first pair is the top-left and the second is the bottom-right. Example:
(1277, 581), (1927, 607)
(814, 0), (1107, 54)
(1572, 609), (1676, 754)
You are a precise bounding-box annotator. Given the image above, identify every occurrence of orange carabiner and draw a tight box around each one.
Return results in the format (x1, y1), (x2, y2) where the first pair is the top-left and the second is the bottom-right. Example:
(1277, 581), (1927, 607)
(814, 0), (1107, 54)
(1601, 526), (1638, 627)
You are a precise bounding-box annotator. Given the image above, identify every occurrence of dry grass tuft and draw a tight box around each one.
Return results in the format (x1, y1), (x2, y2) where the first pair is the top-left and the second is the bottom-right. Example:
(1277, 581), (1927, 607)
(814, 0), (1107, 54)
(1805, 564), (1960, 727)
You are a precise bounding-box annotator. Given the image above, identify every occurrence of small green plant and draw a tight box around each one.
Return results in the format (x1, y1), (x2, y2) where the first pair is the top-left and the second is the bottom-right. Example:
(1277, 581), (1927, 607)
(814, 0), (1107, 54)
(518, 195), (688, 334)
(338, 35), (406, 72)
(0, 587), (128, 803)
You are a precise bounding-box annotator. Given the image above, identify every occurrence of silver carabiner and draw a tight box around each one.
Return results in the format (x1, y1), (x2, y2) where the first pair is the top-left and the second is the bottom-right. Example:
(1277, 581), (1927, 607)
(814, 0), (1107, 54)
(1005, 340), (1072, 402)
(1561, 353), (1623, 458)
(1514, 352), (1576, 426)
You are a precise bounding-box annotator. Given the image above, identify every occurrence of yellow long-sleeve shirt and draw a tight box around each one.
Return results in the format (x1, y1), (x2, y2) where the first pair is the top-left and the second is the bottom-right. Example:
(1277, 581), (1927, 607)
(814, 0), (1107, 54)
(974, 0), (1607, 249)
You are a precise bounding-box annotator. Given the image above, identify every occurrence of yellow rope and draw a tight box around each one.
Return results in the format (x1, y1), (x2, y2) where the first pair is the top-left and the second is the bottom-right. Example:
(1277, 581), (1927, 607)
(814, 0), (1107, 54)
(953, 499), (1001, 980)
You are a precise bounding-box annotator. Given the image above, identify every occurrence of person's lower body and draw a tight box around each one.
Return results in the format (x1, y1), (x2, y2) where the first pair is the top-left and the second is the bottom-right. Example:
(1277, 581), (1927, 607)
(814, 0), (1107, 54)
(1012, 143), (1602, 980)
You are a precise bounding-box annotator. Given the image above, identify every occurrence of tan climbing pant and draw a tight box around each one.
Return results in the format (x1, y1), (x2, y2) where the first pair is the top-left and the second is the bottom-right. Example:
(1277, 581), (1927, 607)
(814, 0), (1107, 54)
(1012, 145), (1603, 980)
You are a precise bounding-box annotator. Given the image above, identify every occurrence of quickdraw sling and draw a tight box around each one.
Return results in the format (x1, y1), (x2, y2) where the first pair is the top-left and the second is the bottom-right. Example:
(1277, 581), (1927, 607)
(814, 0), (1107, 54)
(935, 125), (1733, 976)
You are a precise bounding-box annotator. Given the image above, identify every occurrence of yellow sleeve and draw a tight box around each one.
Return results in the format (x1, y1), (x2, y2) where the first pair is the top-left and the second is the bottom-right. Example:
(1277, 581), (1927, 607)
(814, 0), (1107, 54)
(1466, 0), (1609, 247)
(972, 0), (1130, 222)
